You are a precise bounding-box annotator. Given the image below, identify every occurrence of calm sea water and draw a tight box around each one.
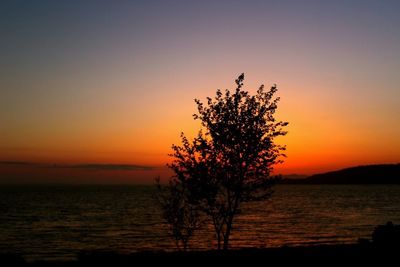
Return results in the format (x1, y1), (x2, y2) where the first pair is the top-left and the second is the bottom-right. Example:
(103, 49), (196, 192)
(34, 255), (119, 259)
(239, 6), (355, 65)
(1, 185), (400, 261)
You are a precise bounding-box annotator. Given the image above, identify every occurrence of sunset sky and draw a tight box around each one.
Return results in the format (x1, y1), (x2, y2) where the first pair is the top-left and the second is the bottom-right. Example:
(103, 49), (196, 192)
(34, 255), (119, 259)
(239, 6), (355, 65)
(1, 0), (399, 183)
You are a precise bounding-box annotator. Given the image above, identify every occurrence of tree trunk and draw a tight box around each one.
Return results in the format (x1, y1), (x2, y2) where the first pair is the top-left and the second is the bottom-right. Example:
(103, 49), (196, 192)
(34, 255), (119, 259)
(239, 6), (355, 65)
(222, 214), (234, 250)
(183, 237), (188, 251)
(223, 195), (240, 250)
(217, 232), (221, 250)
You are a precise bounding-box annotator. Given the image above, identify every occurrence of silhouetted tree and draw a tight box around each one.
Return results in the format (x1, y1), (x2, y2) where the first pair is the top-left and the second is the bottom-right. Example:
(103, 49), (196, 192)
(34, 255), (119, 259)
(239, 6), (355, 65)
(162, 73), (288, 250)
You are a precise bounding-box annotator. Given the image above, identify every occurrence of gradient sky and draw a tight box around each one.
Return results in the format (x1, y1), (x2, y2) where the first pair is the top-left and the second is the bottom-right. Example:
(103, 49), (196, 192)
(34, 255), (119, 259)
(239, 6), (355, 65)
(1, 0), (399, 183)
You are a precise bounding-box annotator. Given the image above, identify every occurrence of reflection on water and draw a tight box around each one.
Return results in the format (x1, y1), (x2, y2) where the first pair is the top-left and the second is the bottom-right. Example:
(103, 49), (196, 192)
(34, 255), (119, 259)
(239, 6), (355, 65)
(0, 185), (400, 261)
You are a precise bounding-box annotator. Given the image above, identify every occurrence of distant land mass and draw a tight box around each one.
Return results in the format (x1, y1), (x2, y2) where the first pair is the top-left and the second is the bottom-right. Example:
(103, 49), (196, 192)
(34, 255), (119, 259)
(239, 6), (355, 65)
(281, 174), (308, 180)
(282, 164), (400, 184)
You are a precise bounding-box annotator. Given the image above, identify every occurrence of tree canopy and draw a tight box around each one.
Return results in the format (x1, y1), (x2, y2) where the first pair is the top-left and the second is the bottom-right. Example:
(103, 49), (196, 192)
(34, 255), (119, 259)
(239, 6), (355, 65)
(158, 73), (288, 250)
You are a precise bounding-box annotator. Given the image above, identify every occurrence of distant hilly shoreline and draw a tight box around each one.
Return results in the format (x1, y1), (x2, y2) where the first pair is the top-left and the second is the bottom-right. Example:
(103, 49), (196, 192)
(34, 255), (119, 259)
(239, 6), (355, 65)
(282, 164), (400, 184)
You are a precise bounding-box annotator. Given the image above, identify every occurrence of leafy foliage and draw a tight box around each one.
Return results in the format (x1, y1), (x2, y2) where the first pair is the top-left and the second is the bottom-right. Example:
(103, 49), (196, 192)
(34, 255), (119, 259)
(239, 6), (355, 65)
(158, 73), (288, 250)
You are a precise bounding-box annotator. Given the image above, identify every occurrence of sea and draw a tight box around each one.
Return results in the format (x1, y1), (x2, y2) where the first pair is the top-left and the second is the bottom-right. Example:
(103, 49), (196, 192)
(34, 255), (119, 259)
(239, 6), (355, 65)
(1, 184), (400, 261)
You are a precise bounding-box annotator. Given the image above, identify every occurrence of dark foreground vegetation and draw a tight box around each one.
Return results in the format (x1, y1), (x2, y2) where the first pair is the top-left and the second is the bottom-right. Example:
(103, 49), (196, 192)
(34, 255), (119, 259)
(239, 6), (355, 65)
(3, 222), (399, 266)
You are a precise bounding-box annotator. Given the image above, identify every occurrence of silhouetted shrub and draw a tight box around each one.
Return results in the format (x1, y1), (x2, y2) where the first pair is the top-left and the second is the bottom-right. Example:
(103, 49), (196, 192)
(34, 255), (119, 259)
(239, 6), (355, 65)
(371, 221), (400, 247)
(156, 177), (201, 251)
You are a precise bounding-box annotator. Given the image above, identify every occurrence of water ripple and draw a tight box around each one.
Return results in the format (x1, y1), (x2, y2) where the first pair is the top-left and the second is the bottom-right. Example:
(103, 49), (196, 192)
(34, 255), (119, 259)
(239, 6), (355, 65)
(1, 185), (400, 261)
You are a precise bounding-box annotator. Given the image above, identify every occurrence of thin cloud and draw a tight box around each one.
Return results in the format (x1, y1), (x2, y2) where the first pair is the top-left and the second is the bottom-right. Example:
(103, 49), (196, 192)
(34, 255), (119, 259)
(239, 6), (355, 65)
(0, 161), (33, 165)
(0, 161), (155, 171)
(64, 164), (154, 171)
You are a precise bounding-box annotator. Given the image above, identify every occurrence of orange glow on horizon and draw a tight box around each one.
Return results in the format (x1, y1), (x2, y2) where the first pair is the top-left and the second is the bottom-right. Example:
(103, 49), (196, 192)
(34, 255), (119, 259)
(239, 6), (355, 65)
(1, 77), (399, 183)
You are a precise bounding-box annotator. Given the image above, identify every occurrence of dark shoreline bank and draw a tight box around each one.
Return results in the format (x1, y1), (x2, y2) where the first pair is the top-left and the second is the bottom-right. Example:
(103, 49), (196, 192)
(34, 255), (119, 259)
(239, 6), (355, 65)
(3, 243), (399, 266)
